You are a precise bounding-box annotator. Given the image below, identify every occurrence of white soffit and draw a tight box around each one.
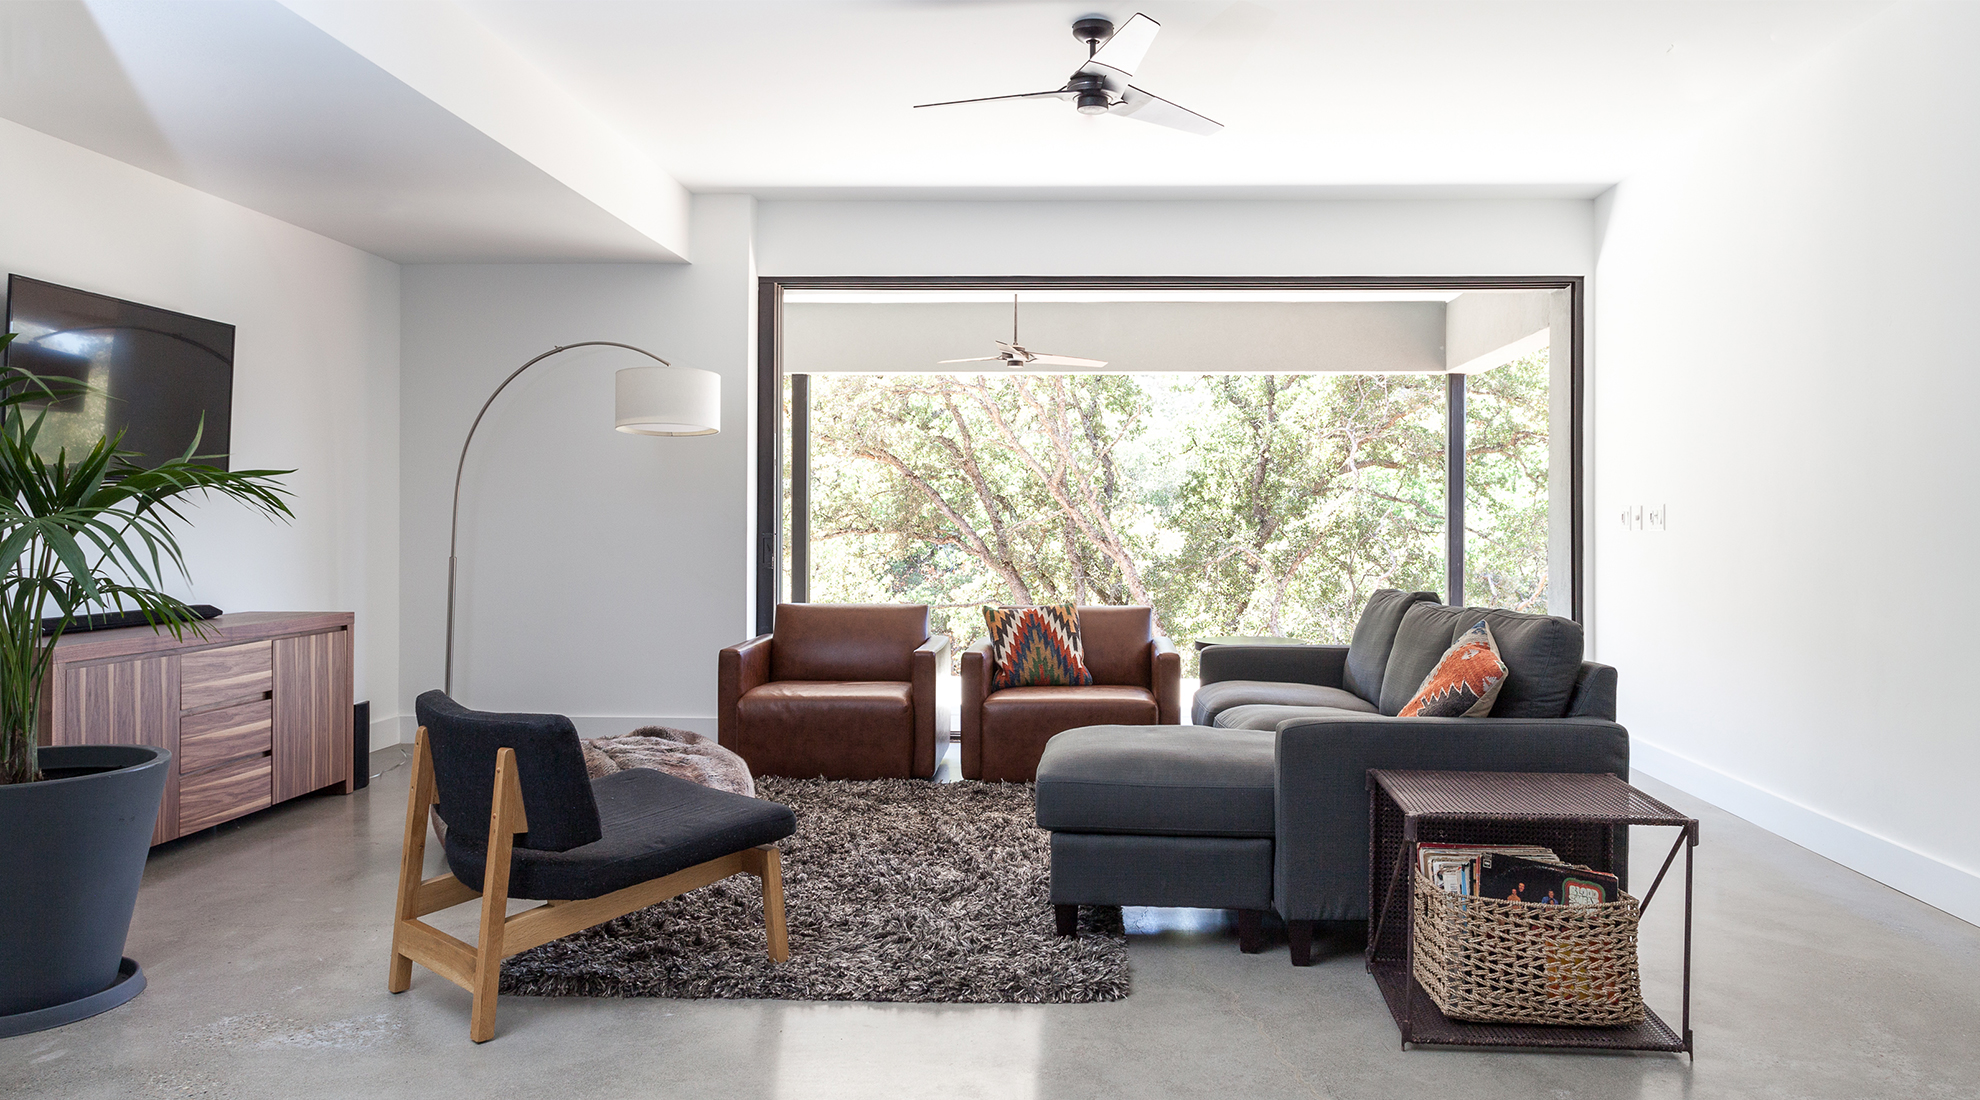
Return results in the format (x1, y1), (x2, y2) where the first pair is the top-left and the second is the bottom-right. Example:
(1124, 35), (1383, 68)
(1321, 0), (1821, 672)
(0, 1), (686, 263)
(781, 289), (1464, 304)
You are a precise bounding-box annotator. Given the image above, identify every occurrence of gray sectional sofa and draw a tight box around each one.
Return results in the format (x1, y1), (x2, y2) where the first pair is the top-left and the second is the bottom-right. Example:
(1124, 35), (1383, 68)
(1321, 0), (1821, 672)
(1035, 589), (1630, 964)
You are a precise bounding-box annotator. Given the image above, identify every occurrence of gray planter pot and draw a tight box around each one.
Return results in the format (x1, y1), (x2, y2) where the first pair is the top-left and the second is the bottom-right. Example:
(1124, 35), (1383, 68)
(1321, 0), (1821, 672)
(0, 743), (169, 1038)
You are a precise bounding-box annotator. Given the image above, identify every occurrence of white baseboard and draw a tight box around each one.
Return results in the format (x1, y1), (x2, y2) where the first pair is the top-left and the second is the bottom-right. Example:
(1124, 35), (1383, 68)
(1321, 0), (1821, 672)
(569, 715), (718, 739)
(1632, 739), (1980, 927)
(365, 713), (717, 749)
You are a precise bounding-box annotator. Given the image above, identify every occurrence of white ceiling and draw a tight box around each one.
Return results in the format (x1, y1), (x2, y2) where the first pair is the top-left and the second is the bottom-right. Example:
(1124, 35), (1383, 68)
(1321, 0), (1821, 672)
(465, 0), (1885, 195)
(0, 1), (1888, 261)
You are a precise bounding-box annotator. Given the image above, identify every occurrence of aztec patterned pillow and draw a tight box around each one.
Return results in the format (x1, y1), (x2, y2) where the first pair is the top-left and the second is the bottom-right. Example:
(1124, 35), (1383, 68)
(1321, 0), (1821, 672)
(983, 603), (1093, 691)
(1398, 620), (1508, 718)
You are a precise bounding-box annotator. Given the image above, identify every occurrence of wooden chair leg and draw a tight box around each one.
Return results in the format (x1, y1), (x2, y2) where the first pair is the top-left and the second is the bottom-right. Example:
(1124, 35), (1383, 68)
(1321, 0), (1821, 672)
(469, 747), (526, 1043)
(1236, 908), (1263, 954)
(388, 728), (438, 995)
(758, 846), (789, 963)
(1055, 903), (1078, 936)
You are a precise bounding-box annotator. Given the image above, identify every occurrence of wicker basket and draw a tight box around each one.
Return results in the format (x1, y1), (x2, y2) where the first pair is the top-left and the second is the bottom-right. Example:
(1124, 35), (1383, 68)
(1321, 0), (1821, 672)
(1411, 875), (1645, 1027)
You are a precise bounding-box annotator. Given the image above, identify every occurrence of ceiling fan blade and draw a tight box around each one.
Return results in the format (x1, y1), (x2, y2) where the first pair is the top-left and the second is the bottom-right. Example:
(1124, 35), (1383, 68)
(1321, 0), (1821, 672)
(1080, 13), (1161, 84)
(1027, 354), (1109, 368)
(1110, 85), (1223, 135)
(913, 89), (1071, 109)
(937, 356), (1006, 363)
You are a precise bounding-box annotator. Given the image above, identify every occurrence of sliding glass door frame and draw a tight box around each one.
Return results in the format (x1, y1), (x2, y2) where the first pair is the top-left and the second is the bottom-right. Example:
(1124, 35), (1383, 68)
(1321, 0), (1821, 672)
(754, 275), (1585, 636)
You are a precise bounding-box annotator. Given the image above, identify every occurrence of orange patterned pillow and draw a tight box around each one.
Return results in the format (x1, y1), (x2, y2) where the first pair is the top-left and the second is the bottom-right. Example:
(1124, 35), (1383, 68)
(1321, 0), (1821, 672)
(1398, 620), (1507, 718)
(983, 603), (1092, 690)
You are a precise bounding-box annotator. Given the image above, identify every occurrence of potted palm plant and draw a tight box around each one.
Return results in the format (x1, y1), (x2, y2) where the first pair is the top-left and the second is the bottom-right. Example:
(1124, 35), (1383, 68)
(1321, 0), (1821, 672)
(0, 338), (292, 1037)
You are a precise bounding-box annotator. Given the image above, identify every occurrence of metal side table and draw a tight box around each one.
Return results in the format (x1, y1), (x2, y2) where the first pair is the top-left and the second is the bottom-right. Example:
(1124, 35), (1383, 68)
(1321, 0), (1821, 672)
(1366, 769), (1698, 1056)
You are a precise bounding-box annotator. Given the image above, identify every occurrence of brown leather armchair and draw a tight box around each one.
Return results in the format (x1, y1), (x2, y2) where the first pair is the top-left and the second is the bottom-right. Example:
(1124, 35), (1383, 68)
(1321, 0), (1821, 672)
(719, 603), (950, 780)
(960, 605), (1180, 782)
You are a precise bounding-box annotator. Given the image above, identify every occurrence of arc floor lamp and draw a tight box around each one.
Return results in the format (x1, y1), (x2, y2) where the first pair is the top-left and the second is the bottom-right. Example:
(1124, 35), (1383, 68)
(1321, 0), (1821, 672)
(445, 341), (719, 695)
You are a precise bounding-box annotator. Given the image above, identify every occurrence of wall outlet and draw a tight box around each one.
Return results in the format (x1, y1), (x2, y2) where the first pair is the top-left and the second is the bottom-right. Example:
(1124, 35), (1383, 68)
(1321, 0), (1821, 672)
(1648, 505), (1667, 531)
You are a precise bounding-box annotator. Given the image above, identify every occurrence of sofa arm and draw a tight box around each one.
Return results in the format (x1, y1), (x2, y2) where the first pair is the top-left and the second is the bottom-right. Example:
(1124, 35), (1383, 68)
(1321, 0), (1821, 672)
(717, 634), (773, 746)
(1271, 715), (1630, 923)
(1199, 643), (1349, 688)
(912, 634), (952, 777)
(1151, 635), (1181, 724)
(959, 640), (992, 778)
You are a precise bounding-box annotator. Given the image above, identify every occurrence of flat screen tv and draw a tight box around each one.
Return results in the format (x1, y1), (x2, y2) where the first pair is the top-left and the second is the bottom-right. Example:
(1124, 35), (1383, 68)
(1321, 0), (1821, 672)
(4, 274), (234, 471)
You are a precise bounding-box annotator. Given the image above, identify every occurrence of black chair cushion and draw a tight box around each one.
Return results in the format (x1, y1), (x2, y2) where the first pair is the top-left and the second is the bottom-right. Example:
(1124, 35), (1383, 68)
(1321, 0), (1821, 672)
(443, 768), (798, 901)
(1341, 589), (1440, 705)
(416, 690), (601, 852)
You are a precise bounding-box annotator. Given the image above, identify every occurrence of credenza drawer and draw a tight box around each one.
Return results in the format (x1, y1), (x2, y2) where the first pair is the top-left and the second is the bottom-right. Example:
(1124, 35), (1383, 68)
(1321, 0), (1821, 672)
(180, 641), (272, 711)
(179, 752), (272, 833)
(179, 697), (274, 774)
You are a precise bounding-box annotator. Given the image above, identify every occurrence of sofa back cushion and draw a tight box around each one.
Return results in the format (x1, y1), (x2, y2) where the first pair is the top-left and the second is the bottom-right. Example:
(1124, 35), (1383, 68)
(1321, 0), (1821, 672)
(1379, 604), (1585, 719)
(1077, 606), (1154, 688)
(771, 603), (929, 682)
(1342, 589), (1441, 705)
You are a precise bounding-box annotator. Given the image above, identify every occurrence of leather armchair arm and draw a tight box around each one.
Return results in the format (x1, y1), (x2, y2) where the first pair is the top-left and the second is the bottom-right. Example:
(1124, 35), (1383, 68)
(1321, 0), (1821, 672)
(1199, 643), (1349, 688)
(912, 634), (952, 778)
(1151, 635), (1181, 724)
(960, 640), (992, 779)
(1271, 715), (1631, 923)
(718, 634), (773, 746)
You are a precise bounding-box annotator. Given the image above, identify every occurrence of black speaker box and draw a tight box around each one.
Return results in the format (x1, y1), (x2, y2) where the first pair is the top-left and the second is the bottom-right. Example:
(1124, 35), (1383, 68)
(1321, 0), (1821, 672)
(352, 700), (371, 790)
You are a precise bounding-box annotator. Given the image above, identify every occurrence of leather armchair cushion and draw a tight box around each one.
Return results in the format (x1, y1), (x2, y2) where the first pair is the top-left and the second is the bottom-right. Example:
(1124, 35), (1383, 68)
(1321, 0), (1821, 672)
(769, 603), (930, 683)
(1191, 680), (1374, 726)
(1077, 606), (1154, 688)
(978, 685), (1159, 781)
(737, 681), (914, 778)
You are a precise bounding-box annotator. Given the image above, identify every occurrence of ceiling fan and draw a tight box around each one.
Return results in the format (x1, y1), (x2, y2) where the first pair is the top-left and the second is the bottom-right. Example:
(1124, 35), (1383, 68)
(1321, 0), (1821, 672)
(914, 13), (1222, 136)
(939, 297), (1108, 370)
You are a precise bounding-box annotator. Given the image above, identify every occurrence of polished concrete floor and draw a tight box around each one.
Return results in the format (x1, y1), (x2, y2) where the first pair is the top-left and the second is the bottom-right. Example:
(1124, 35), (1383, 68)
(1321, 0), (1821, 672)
(5, 746), (1978, 1100)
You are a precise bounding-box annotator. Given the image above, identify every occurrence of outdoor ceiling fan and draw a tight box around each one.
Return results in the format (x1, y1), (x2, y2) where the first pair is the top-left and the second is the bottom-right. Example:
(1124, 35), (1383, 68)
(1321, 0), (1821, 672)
(914, 13), (1223, 136)
(939, 296), (1107, 370)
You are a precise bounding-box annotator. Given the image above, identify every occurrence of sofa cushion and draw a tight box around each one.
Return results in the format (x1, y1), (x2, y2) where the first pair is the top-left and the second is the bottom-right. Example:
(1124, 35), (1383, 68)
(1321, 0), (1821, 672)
(444, 768), (796, 901)
(1398, 620), (1507, 718)
(738, 681), (914, 778)
(1192, 679), (1375, 727)
(1342, 589), (1440, 705)
(1213, 704), (1384, 731)
(978, 685), (1158, 782)
(1379, 603), (1585, 719)
(770, 602), (928, 682)
(1077, 605), (1155, 689)
(1035, 725), (1275, 838)
(985, 603), (1093, 689)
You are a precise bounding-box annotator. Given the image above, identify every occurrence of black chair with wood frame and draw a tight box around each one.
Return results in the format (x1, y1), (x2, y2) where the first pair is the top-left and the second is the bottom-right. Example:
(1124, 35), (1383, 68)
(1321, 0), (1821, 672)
(390, 691), (797, 1042)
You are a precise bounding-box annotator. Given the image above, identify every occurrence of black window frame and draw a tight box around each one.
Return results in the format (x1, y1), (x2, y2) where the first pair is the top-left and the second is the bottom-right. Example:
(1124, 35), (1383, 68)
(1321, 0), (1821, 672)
(754, 275), (1584, 635)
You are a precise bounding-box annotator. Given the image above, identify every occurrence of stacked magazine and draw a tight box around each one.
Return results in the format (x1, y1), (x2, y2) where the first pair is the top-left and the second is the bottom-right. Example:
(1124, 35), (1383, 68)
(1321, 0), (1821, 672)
(1417, 844), (1621, 906)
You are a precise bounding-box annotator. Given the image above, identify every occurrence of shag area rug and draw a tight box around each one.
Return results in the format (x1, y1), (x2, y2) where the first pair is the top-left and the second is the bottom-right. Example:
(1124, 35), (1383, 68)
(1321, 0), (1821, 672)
(499, 777), (1129, 1003)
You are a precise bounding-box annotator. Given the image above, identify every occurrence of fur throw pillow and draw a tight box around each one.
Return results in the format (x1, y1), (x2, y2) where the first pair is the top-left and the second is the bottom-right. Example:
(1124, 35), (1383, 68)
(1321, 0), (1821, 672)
(582, 726), (756, 797)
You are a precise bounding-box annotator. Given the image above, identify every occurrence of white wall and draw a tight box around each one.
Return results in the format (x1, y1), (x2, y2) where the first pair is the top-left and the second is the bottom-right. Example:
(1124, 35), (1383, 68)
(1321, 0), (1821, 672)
(0, 115), (402, 746)
(397, 195), (756, 738)
(1594, 2), (1980, 924)
(397, 195), (1592, 737)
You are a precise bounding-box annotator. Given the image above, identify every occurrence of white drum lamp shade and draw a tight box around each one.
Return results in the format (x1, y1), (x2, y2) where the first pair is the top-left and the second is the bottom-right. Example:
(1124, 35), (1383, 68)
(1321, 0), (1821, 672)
(615, 366), (721, 436)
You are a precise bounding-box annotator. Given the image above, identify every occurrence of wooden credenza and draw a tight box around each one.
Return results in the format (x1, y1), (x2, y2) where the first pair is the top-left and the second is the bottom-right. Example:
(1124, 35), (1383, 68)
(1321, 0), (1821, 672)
(38, 611), (355, 845)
